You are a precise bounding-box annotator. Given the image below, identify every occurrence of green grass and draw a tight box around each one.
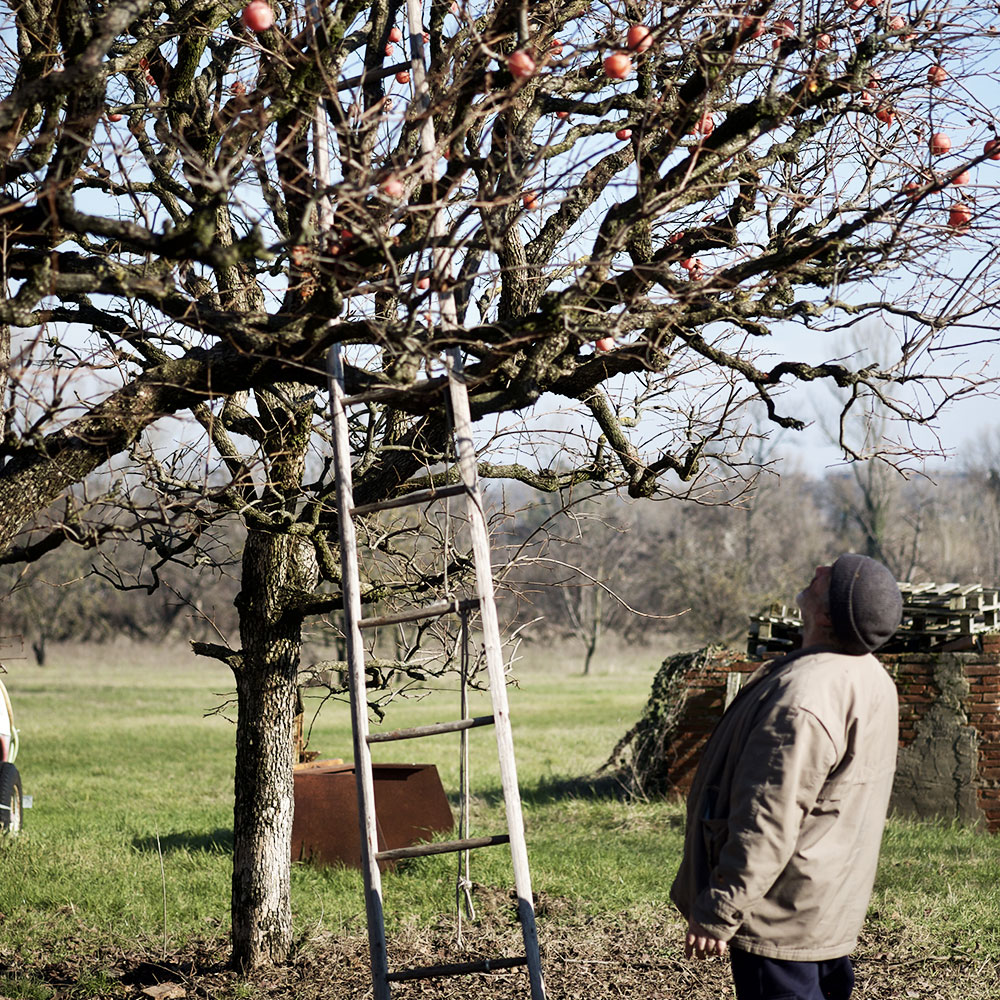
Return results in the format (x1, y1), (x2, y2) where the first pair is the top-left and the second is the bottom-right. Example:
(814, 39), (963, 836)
(0, 638), (999, 981)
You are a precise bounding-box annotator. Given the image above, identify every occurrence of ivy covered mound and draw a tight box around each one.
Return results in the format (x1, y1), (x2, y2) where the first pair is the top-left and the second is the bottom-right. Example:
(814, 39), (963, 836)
(604, 645), (749, 798)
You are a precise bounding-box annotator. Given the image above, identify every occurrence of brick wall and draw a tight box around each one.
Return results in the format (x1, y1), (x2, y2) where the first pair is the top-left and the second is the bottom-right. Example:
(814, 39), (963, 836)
(663, 636), (1000, 832)
(969, 634), (1000, 830)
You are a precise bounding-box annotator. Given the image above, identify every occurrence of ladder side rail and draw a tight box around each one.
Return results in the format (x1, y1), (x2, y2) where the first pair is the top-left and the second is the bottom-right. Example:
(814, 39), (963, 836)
(327, 346), (390, 1000)
(445, 349), (546, 1000)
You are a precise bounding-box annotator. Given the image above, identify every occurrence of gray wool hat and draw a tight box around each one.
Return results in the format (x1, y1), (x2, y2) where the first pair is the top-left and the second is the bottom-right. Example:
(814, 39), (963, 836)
(828, 554), (903, 655)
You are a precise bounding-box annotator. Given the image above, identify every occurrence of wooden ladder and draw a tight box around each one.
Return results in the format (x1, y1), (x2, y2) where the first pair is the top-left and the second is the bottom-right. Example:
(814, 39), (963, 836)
(326, 344), (546, 1000)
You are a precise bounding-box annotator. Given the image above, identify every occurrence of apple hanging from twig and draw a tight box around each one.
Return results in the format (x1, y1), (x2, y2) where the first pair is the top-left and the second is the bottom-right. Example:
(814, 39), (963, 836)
(380, 176), (405, 199)
(947, 202), (971, 229)
(626, 25), (653, 53)
(929, 132), (952, 155)
(509, 50), (536, 80)
(603, 52), (633, 79)
(241, 1), (274, 32)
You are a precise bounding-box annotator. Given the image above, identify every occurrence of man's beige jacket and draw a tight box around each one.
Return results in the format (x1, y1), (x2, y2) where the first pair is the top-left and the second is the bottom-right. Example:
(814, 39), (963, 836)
(670, 647), (898, 961)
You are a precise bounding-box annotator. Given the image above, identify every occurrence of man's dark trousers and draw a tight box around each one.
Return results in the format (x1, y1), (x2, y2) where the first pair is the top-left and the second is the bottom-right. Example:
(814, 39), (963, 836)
(730, 948), (854, 1000)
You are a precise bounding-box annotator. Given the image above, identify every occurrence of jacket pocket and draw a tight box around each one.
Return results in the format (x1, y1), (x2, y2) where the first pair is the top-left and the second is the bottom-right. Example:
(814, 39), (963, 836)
(701, 816), (729, 868)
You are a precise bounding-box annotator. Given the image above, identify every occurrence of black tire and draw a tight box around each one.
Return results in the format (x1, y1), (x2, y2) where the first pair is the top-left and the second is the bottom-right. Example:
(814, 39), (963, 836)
(0, 762), (22, 834)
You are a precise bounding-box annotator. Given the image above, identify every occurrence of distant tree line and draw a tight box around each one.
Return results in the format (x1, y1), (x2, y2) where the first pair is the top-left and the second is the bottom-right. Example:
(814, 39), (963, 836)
(4, 435), (998, 670)
(495, 434), (1000, 670)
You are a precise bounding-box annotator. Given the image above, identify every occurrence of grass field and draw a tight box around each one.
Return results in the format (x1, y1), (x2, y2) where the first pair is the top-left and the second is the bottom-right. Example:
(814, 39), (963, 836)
(0, 640), (998, 998)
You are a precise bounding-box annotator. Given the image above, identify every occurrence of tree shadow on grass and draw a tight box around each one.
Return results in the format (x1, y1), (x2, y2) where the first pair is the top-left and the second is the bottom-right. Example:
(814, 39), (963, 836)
(467, 773), (687, 828)
(132, 828), (233, 854)
(474, 772), (635, 807)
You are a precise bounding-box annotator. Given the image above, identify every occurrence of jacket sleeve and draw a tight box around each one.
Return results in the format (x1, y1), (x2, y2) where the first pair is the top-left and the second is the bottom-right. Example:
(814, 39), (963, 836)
(691, 704), (839, 940)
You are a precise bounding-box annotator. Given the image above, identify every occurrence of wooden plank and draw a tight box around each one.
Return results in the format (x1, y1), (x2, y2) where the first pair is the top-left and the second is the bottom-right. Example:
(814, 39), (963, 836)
(341, 378), (447, 407)
(359, 597), (480, 629)
(366, 715), (495, 743)
(352, 482), (467, 516)
(375, 834), (510, 862)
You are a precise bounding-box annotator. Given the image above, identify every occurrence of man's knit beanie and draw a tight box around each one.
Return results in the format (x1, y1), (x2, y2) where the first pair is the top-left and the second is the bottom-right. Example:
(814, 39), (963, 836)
(828, 554), (903, 655)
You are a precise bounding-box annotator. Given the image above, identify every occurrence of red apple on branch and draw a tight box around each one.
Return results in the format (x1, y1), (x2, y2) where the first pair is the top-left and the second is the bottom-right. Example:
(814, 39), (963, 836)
(626, 25), (653, 53)
(380, 176), (405, 199)
(692, 113), (714, 135)
(929, 132), (951, 155)
(241, 1), (274, 32)
(603, 52), (633, 79)
(947, 201), (971, 229)
(509, 50), (536, 80)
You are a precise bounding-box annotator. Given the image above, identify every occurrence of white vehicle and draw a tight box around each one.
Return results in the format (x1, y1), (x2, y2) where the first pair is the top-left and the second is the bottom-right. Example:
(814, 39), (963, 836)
(0, 678), (22, 834)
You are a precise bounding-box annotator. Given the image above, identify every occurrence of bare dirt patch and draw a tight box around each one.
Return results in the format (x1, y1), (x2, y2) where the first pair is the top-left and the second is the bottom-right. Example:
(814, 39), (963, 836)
(1, 895), (995, 999)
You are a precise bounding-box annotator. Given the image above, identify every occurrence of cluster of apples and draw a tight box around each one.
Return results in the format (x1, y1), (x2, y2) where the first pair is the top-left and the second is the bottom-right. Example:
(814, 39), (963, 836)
(509, 21), (653, 86)
(904, 131), (1000, 231)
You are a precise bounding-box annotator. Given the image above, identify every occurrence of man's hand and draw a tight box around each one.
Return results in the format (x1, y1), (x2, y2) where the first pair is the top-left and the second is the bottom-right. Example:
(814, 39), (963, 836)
(684, 918), (728, 960)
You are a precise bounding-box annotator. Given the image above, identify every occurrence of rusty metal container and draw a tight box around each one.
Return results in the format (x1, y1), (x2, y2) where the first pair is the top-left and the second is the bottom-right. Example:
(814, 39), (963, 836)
(291, 760), (454, 869)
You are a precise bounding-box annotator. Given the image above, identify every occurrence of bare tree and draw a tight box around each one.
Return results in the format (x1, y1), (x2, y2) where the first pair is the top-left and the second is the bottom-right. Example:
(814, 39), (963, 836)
(2, 0), (1000, 972)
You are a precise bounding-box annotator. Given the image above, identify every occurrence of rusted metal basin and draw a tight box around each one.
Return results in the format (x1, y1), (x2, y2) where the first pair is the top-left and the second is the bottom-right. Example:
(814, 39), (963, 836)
(291, 760), (454, 869)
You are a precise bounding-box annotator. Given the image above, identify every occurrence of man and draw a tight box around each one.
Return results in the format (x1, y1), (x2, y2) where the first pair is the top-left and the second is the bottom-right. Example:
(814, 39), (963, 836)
(670, 554), (903, 1000)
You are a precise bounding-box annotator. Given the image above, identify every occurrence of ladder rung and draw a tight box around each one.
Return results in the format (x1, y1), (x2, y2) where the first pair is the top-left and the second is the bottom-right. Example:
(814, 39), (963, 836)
(351, 483), (467, 516)
(374, 834), (509, 863)
(366, 714), (495, 743)
(341, 376), (448, 407)
(359, 597), (479, 630)
(387, 955), (528, 983)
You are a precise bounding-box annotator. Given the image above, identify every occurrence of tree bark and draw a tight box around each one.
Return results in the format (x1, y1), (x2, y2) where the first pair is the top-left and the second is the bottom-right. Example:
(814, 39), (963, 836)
(230, 528), (315, 970)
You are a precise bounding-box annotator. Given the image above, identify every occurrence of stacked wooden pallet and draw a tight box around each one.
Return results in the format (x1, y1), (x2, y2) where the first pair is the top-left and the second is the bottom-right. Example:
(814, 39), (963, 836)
(746, 603), (804, 658)
(894, 583), (1000, 648)
(747, 583), (1000, 659)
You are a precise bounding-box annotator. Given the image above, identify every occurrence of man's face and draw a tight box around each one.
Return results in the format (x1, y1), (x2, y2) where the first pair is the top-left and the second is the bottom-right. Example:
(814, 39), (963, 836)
(796, 564), (832, 624)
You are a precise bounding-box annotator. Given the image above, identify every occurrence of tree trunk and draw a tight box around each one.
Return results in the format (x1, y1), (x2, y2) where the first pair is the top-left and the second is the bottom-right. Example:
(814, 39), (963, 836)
(230, 528), (312, 970)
